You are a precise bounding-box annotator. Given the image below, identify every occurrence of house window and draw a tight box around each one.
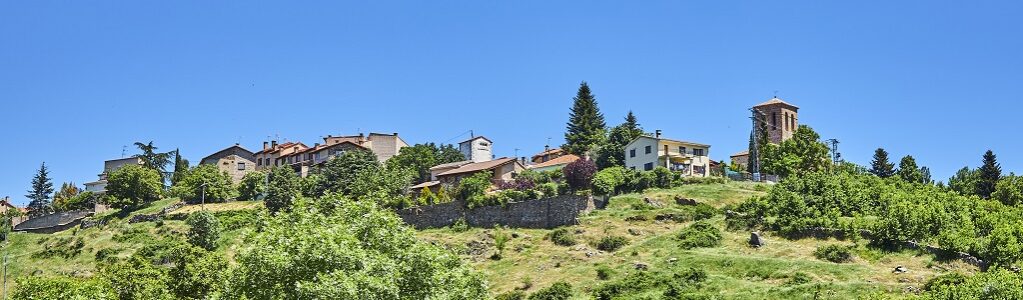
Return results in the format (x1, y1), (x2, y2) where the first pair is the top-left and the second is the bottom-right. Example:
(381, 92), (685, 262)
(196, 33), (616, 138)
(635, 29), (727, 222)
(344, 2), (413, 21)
(644, 146), (652, 154)
(679, 146), (686, 154)
(256, 158), (262, 166)
(772, 112), (778, 130)
(693, 149), (705, 156)
(238, 162), (246, 170)
(630, 149), (636, 158)
(643, 162), (654, 171)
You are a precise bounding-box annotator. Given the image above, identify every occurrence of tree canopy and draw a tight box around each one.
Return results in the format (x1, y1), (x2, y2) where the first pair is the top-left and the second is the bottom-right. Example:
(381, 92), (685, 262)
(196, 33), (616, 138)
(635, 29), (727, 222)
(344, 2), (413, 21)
(105, 164), (163, 208)
(869, 148), (895, 178)
(25, 162), (54, 216)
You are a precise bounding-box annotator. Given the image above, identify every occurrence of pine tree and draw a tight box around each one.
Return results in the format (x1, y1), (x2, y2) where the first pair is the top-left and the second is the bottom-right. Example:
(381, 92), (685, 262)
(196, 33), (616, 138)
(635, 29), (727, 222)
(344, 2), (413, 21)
(977, 150), (1002, 198)
(897, 155), (922, 183)
(171, 148), (190, 186)
(869, 148), (895, 178)
(747, 109), (770, 174)
(596, 111), (644, 169)
(563, 81), (606, 155)
(25, 162), (55, 216)
(133, 141), (173, 182)
(919, 166), (932, 184)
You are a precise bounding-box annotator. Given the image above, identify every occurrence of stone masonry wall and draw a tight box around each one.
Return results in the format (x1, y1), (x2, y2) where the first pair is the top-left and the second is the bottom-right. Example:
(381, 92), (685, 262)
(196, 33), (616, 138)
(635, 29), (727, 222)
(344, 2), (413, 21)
(396, 195), (604, 229)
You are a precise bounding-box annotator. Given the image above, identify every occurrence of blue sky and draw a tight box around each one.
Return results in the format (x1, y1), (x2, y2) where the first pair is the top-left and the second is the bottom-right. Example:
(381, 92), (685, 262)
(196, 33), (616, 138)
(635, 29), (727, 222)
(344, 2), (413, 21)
(2, 1), (1021, 205)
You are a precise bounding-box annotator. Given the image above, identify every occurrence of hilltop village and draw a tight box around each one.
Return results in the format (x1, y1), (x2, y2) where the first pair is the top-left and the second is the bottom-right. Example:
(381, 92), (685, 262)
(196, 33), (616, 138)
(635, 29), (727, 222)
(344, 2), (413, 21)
(8, 91), (800, 233)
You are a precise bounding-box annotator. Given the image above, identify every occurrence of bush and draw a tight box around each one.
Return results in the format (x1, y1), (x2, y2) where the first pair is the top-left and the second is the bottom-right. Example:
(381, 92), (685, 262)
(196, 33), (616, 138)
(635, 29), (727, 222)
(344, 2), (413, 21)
(993, 175), (1023, 206)
(451, 217), (470, 232)
(228, 199), (488, 299)
(168, 245), (228, 300)
(652, 167), (674, 188)
(678, 221), (722, 249)
(596, 265), (614, 280)
(688, 203), (718, 221)
(592, 271), (661, 300)
(538, 182), (559, 198)
(786, 272), (813, 286)
(924, 272), (968, 291)
(237, 171), (266, 201)
(496, 290), (526, 300)
(663, 268), (709, 298)
(814, 244), (853, 263)
(595, 235), (629, 252)
(548, 228), (577, 246)
(528, 281), (573, 300)
(563, 158), (597, 191)
(12, 276), (115, 299)
(591, 167), (626, 196)
(171, 164), (236, 204)
(105, 165), (163, 208)
(459, 171), (493, 208)
(186, 210), (221, 251)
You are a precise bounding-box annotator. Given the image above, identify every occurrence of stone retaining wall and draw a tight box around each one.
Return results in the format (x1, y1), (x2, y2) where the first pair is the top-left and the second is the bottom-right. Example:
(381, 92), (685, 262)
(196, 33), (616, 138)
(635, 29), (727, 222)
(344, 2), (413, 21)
(396, 195), (604, 229)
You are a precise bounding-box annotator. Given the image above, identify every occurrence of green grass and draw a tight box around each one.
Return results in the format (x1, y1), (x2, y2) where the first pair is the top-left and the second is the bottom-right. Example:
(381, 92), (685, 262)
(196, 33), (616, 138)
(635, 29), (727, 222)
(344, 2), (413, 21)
(418, 181), (976, 299)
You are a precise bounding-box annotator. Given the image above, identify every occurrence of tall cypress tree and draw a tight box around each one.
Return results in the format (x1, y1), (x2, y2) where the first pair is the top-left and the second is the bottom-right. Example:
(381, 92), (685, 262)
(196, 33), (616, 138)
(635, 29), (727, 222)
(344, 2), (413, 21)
(25, 162), (55, 216)
(563, 82), (606, 155)
(977, 150), (1002, 198)
(869, 148), (895, 178)
(171, 148), (190, 186)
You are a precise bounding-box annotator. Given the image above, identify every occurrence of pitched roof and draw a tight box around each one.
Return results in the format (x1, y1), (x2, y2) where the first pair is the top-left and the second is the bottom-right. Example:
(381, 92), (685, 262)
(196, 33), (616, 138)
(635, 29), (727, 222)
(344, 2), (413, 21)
(460, 135), (493, 144)
(629, 135), (711, 148)
(437, 157), (520, 177)
(429, 160), (473, 171)
(528, 154), (579, 169)
(753, 97), (799, 109)
(200, 144), (255, 164)
(410, 181), (441, 190)
(531, 147), (564, 159)
(730, 150), (749, 157)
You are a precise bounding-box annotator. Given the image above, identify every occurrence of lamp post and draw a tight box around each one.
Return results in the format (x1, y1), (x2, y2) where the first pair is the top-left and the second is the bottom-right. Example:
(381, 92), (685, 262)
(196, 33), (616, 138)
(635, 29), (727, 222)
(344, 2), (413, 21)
(199, 181), (209, 209)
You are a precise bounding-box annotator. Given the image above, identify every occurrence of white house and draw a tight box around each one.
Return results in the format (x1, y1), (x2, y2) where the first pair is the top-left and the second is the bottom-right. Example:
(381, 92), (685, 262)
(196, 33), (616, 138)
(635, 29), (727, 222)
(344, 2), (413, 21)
(624, 130), (712, 177)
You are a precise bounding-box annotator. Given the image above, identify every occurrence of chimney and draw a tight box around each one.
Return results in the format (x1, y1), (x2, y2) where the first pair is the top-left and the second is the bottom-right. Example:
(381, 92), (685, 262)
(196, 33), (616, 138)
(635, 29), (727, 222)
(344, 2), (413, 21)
(314, 143), (320, 147)
(520, 157), (527, 165)
(393, 132), (398, 136)
(263, 141), (269, 150)
(544, 145), (550, 152)
(271, 140), (278, 148)
(655, 130), (662, 138)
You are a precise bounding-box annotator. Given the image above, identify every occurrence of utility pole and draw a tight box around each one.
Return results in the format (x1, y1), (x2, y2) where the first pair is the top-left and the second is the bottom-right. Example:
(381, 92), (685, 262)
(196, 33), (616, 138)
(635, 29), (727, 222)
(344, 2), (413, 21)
(3, 251), (7, 300)
(748, 108), (762, 182)
(826, 139), (841, 165)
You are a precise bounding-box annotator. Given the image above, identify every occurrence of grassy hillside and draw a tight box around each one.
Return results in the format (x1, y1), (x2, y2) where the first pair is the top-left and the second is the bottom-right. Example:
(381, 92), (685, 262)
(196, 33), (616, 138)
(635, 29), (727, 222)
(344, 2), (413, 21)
(0, 182), (977, 298)
(419, 182), (977, 299)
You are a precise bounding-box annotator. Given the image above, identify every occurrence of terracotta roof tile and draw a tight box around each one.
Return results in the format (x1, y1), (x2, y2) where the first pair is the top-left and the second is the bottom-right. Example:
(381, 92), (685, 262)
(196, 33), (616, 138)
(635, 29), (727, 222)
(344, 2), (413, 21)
(528, 154), (579, 169)
(437, 157), (519, 177)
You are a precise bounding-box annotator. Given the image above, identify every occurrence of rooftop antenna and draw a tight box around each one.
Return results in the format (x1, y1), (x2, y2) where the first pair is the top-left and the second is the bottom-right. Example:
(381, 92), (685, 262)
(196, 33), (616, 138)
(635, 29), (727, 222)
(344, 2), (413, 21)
(546, 137), (552, 146)
(470, 130), (474, 138)
(121, 145), (127, 158)
(514, 148), (520, 158)
(773, 90), (779, 98)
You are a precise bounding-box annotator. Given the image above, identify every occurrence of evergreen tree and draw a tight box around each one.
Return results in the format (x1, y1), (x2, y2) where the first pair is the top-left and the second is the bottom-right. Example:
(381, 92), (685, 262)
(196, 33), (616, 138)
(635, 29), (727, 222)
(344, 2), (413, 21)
(133, 141), (173, 182)
(25, 162), (54, 216)
(897, 155), (923, 183)
(869, 148), (895, 178)
(747, 109), (769, 174)
(171, 148), (190, 186)
(596, 111), (644, 169)
(563, 81), (606, 155)
(919, 166), (933, 184)
(977, 150), (1002, 198)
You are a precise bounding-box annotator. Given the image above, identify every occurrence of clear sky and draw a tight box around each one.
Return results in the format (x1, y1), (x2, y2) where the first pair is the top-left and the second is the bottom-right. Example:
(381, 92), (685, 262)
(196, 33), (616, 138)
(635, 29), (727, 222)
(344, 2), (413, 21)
(2, 1), (1021, 205)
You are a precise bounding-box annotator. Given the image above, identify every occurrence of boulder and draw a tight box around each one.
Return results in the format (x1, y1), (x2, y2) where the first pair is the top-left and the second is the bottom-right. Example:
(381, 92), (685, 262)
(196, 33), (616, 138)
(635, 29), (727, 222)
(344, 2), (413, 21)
(893, 265), (908, 274)
(627, 228), (643, 236)
(633, 262), (649, 270)
(675, 196), (699, 206)
(749, 232), (766, 248)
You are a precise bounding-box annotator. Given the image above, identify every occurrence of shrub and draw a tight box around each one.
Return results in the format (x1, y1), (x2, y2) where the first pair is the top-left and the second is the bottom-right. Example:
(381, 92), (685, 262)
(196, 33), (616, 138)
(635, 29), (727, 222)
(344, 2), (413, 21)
(663, 268), (709, 298)
(528, 281), (573, 300)
(168, 245), (229, 300)
(171, 164), (236, 204)
(591, 167), (626, 196)
(538, 182), (559, 198)
(451, 217), (470, 232)
(652, 167), (674, 188)
(993, 175), (1023, 206)
(12, 276), (115, 299)
(548, 228), (577, 246)
(563, 158), (597, 191)
(105, 165), (163, 208)
(492, 227), (510, 260)
(496, 290), (526, 300)
(237, 171), (266, 201)
(459, 171), (493, 208)
(186, 210), (221, 251)
(924, 272), (968, 291)
(596, 265), (614, 280)
(814, 244), (853, 263)
(678, 221), (722, 249)
(592, 271), (661, 300)
(786, 272), (813, 286)
(595, 235), (629, 252)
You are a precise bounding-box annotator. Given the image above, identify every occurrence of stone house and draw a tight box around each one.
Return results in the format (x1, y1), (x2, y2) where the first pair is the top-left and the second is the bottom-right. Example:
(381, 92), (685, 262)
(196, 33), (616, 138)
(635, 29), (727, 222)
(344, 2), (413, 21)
(530, 146), (568, 164)
(458, 136), (493, 163)
(0, 197), (28, 227)
(84, 157), (145, 194)
(731, 97), (799, 169)
(199, 144), (257, 183)
(413, 157), (526, 193)
(277, 141), (370, 177)
(323, 132), (408, 162)
(254, 141), (309, 171)
(624, 130), (712, 177)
